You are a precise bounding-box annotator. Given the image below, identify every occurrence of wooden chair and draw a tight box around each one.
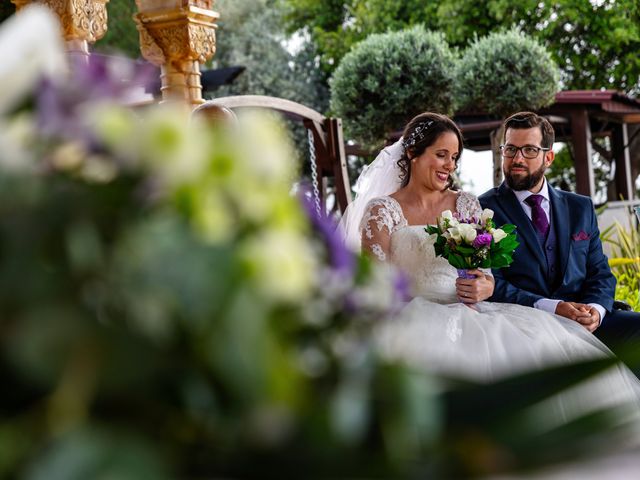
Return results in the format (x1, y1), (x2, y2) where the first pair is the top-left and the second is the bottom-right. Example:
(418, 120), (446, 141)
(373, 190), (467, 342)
(195, 95), (352, 215)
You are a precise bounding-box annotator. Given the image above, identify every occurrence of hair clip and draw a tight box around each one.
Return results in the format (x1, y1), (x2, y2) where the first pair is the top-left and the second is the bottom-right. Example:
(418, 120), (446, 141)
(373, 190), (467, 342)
(402, 120), (434, 150)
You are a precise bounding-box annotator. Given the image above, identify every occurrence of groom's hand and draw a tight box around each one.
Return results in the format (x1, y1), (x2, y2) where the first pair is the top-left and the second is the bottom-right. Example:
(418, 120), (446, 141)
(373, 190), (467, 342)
(575, 305), (601, 332)
(555, 302), (600, 332)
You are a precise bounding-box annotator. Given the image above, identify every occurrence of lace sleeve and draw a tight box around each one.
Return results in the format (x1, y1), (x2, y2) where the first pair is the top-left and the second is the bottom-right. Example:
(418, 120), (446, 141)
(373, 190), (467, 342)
(360, 198), (402, 261)
(456, 191), (483, 219)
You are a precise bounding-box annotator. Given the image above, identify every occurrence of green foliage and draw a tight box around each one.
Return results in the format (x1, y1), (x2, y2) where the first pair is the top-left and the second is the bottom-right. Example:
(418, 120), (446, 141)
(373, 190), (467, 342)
(281, 0), (442, 77)
(330, 26), (457, 147)
(94, 0), (140, 58)
(501, 0), (640, 94)
(282, 0), (640, 94)
(212, 0), (327, 113)
(547, 143), (615, 202)
(547, 144), (576, 192)
(601, 209), (640, 311)
(455, 28), (559, 116)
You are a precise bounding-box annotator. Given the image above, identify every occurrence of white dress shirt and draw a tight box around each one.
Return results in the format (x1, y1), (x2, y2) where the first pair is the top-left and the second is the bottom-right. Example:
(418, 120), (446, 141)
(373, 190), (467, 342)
(512, 179), (605, 324)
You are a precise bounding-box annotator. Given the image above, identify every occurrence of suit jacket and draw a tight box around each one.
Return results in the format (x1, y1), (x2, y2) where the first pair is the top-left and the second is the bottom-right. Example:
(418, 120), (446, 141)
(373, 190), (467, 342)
(478, 182), (616, 312)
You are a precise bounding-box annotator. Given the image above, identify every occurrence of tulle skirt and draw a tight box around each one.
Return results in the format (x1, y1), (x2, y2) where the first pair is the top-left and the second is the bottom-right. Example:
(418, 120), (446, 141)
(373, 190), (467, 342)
(376, 299), (640, 430)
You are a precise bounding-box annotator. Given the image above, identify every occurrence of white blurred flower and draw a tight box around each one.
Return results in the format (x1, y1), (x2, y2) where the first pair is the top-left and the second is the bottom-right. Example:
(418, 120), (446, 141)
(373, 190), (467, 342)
(0, 113), (38, 171)
(0, 5), (66, 115)
(139, 104), (209, 184)
(241, 229), (317, 303)
(492, 228), (507, 243)
(191, 190), (236, 244)
(80, 155), (118, 183)
(351, 264), (397, 314)
(87, 103), (142, 167)
(481, 208), (494, 223)
(237, 111), (296, 183)
(51, 142), (86, 171)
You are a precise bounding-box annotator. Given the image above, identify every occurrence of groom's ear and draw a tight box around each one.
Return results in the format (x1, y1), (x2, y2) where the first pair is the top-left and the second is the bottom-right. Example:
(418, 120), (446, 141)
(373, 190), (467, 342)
(544, 150), (555, 168)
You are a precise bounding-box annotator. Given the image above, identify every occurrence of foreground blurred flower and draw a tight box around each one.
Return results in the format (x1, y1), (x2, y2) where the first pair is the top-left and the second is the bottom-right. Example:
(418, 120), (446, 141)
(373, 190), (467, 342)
(0, 5), (66, 115)
(241, 229), (317, 303)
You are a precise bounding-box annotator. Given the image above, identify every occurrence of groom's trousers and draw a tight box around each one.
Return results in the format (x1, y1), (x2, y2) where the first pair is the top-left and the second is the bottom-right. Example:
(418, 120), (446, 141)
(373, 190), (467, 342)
(595, 309), (640, 378)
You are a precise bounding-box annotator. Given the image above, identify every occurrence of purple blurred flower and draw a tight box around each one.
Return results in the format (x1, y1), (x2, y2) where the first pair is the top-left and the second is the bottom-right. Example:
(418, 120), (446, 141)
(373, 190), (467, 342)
(36, 54), (155, 144)
(472, 232), (493, 248)
(393, 270), (412, 303)
(299, 188), (355, 275)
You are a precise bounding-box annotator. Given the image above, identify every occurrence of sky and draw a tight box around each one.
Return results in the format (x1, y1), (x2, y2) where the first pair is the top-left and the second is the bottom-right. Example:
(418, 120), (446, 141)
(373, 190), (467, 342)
(458, 148), (494, 196)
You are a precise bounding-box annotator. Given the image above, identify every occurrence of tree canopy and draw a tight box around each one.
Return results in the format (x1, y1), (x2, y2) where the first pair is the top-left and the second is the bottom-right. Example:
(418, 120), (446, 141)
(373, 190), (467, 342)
(282, 0), (640, 95)
(455, 29), (559, 116)
(94, 0), (140, 58)
(330, 27), (456, 146)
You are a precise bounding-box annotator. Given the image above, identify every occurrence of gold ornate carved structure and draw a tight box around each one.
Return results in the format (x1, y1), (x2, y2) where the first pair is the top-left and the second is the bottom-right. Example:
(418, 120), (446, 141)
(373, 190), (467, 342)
(11, 0), (109, 60)
(134, 0), (219, 106)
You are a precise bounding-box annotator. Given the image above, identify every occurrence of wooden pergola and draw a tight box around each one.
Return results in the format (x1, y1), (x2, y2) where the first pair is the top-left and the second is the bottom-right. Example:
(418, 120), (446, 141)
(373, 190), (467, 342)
(457, 91), (640, 201)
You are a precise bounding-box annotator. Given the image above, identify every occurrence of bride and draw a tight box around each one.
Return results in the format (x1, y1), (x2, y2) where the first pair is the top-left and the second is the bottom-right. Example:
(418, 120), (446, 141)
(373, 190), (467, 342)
(339, 112), (640, 421)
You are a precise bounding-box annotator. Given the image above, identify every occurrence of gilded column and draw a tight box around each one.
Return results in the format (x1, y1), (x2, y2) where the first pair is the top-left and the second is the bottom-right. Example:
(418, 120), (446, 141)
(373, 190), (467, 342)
(134, 0), (218, 106)
(11, 0), (109, 63)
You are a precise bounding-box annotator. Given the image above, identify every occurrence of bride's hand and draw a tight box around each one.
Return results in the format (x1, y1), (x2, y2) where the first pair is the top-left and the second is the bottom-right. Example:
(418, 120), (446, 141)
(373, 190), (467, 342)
(455, 270), (494, 304)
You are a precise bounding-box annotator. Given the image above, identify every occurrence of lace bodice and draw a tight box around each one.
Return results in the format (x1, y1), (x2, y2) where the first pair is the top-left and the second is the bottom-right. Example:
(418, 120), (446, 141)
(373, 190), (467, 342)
(360, 192), (483, 303)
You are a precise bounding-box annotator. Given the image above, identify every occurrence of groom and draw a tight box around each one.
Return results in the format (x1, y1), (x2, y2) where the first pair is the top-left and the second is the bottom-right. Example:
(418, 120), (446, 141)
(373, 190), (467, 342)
(479, 111), (640, 361)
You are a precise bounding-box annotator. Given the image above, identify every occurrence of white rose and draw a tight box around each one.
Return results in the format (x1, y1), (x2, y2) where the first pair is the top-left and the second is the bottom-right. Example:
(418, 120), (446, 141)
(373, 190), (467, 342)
(480, 208), (494, 223)
(492, 228), (507, 243)
(440, 210), (454, 221)
(447, 227), (462, 243)
(439, 210), (458, 230)
(457, 223), (477, 244)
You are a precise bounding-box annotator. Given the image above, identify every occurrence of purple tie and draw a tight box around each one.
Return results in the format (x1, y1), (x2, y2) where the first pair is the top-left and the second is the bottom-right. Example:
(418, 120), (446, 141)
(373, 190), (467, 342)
(525, 195), (549, 239)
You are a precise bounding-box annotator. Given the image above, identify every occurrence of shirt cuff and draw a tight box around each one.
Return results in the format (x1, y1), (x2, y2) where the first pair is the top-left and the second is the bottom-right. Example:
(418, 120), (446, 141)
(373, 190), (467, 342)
(588, 303), (606, 326)
(534, 298), (562, 314)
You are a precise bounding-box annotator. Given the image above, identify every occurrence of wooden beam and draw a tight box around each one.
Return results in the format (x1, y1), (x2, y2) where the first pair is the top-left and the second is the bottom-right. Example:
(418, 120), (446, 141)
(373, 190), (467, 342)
(211, 95), (326, 124)
(327, 118), (352, 212)
(611, 123), (633, 200)
(570, 109), (595, 197)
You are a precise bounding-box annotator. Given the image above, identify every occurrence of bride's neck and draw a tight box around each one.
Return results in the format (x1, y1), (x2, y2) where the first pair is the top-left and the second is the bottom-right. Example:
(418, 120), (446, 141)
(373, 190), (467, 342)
(392, 184), (454, 225)
(396, 184), (446, 210)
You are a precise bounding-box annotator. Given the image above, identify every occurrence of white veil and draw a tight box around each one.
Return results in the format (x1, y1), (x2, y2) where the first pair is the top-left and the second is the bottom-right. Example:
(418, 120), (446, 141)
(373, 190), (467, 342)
(337, 138), (404, 251)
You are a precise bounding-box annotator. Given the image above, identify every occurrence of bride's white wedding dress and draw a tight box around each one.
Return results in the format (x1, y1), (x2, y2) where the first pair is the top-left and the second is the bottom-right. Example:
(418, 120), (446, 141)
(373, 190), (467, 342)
(363, 192), (640, 424)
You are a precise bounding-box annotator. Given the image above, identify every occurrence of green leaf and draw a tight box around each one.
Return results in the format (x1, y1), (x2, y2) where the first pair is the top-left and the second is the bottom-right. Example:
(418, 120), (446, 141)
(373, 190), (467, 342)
(456, 245), (475, 256)
(448, 254), (467, 269)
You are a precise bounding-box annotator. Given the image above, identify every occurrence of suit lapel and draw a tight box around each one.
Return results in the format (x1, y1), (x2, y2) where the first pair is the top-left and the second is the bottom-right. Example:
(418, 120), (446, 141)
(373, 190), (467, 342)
(548, 186), (569, 283)
(496, 183), (547, 268)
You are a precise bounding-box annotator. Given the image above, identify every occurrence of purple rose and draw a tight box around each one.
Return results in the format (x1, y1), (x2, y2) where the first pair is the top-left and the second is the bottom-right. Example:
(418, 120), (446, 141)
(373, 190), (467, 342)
(472, 232), (493, 248)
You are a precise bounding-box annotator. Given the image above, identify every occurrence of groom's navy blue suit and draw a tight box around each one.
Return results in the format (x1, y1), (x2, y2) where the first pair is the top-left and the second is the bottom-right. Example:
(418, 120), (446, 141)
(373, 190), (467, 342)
(479, 182), (640, 359)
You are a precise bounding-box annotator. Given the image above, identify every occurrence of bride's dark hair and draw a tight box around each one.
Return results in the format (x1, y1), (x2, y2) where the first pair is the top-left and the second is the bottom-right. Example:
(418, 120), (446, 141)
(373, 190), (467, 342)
(397, 112), (463, 189)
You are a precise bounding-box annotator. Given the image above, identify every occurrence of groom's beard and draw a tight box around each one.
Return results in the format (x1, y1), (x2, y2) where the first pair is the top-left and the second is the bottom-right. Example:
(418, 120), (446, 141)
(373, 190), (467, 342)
(504, 162), (547, 191)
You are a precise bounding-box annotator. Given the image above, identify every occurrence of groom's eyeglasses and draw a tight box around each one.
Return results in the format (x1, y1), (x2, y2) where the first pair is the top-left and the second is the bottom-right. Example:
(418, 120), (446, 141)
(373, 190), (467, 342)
(500, 144), (550, 159)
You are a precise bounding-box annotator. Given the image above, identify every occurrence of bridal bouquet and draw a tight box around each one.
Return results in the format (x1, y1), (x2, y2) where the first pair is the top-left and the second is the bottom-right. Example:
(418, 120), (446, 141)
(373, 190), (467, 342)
(425, 209), (519, 270)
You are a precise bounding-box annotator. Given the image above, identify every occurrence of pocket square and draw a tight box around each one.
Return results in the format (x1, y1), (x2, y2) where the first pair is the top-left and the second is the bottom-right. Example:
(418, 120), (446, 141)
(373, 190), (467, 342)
(571, 231), (590, 241)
